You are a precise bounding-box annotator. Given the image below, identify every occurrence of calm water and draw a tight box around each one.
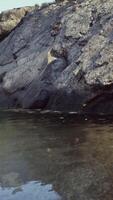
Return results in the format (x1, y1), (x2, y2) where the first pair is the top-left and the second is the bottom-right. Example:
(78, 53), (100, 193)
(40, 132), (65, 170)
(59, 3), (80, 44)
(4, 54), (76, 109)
(0, 110), (113, 200)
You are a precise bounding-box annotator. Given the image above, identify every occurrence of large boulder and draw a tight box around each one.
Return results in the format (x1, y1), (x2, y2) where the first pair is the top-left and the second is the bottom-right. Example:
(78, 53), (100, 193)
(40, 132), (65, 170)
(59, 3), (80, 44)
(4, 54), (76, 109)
(0, 6), (35, 41)
(0, 0), (113, 114)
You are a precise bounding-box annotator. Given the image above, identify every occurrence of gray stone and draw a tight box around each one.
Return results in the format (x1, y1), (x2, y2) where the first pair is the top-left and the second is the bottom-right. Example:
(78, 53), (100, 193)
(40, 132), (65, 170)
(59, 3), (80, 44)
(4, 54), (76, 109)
(0, 0), (113, 114)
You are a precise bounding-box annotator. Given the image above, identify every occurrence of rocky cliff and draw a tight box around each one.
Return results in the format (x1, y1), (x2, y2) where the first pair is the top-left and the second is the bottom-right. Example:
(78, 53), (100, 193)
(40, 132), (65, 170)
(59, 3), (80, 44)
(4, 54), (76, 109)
(0, 0), (113, 114)
(0, 6), (35, 41)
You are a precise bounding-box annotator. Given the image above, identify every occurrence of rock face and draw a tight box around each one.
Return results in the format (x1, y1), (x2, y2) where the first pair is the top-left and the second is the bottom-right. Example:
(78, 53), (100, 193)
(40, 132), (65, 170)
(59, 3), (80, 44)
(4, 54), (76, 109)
(0, 0), (113, 114)
(0, 6), (35, 41)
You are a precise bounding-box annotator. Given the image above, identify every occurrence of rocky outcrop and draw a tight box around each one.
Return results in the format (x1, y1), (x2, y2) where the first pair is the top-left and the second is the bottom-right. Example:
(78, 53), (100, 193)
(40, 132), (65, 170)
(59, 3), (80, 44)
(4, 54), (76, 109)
(0, 6), (35, 41)
(0, 0), (113, 114)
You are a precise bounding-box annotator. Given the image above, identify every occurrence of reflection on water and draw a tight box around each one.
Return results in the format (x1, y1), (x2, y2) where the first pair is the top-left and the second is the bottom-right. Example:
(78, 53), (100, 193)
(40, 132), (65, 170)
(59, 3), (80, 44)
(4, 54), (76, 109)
(0, 111), (113, 200)
(0, 181), (61, 200)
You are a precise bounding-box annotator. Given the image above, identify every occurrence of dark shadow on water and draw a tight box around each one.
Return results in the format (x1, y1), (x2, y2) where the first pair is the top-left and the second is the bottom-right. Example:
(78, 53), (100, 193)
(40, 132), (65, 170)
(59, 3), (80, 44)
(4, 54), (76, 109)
(0, 110), (113, 199)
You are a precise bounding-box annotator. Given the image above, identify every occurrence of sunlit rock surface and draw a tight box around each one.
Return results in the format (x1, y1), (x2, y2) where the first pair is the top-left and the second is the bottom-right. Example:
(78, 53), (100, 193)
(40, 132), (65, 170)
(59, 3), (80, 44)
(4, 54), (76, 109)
(0, 7), (35, 41)
(0, 0), (113, 113)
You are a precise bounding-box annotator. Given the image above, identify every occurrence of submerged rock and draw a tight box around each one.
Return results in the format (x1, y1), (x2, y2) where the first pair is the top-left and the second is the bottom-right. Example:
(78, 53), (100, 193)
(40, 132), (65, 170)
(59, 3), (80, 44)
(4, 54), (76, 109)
(0, 0), (113, 114)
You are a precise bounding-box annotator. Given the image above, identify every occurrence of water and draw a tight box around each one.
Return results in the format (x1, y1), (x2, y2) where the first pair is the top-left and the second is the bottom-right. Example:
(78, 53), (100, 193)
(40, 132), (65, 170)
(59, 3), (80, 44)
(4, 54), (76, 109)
(0, 110), (113, 200)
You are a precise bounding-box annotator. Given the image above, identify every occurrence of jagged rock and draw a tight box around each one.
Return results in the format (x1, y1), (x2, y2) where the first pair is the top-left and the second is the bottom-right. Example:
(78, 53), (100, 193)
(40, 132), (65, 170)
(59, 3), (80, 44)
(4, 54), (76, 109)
(0, 6), (35, 41)
(0, 0), (113, 114)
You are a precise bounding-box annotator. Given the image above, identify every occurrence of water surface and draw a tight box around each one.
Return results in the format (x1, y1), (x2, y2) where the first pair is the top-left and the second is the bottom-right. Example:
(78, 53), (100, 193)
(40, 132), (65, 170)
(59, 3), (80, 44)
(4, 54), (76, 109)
(0, 111), (113, 200)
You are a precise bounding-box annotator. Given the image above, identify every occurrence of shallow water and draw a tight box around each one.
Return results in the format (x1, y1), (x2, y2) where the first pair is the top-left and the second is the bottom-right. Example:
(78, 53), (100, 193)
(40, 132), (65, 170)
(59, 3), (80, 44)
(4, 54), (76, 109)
(0, 111), (113, 200)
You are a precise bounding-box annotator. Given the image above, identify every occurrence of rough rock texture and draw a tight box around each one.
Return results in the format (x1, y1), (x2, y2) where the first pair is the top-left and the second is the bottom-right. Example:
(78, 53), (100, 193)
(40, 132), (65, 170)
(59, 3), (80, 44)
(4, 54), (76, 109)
(0, 6), (35, 41)
(0, 0), (113, 113)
